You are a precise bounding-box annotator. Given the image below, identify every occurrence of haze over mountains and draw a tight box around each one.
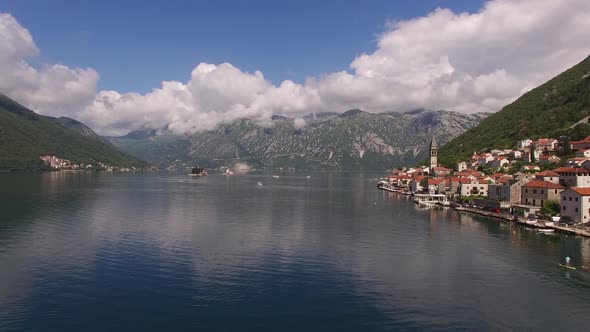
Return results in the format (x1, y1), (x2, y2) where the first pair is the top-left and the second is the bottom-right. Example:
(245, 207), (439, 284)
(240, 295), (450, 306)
(107, 110), (487, 170)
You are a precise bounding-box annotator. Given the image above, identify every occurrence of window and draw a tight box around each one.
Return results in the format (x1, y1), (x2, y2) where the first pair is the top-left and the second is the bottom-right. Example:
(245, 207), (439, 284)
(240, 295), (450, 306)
(541, 190), (544, 194)
(570, 197), (573, 201)
(563, 196), (566, 200)
(576, 197), (579, 202)
(533, 189), (537, 194)
(575, 208), (579, 212)
(555, 190), (558, 194)
(525, 189), (528, 193)
(563, 206), (566, 211)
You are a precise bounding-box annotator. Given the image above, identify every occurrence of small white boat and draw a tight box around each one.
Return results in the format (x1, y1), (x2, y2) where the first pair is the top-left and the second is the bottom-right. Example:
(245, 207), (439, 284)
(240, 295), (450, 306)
(377, 181), (396, 192)
(257, 182), (263, 186)
(272, 175), (280, 178)
(537, 228), (555, 233)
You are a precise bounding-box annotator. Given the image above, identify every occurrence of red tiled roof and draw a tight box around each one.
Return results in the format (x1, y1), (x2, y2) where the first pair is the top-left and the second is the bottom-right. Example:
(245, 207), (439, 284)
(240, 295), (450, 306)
(571, 136), (590, 144)
(553, 167), (590, 174)
(428, 178), (445, 185)
(536, 170), (559, 177)
(569, 187), (590, 196)
(537, 138), (557, 145)
(522, 180), (564, 189)
(432, 167), (452, 171)
(450, 177), (472, 184)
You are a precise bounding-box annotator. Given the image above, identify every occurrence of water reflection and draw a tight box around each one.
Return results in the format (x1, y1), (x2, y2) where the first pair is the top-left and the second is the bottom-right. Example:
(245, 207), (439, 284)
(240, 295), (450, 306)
(0, 172), (589, 330)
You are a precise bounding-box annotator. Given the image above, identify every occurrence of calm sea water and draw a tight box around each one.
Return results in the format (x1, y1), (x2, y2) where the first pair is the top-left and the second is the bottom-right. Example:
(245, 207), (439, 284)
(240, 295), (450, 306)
(1, 171), (590, 331)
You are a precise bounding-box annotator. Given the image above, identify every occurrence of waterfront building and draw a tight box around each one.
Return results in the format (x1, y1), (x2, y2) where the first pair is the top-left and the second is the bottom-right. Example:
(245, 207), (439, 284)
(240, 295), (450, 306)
(488, 174), (533, 203)
(521, 180), (565, 207)
(459, 180), (489, 197)
(560, 187), (590, 223)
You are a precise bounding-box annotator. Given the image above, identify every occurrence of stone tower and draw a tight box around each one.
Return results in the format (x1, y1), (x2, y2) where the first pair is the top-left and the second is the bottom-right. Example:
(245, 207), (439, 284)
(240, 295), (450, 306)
(429, 136), (438, 170)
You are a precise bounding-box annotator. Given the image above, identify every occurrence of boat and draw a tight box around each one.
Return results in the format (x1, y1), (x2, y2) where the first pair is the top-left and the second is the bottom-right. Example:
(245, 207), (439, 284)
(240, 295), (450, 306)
(377, 181), (396, 192)
(257, 182), (263, 186)
(559, 263), (576, 270)
(436, 200), (451, 207)
(272, 175), (280, 178)
(413, 193), (448, 206)
(537, 228), (555, 233)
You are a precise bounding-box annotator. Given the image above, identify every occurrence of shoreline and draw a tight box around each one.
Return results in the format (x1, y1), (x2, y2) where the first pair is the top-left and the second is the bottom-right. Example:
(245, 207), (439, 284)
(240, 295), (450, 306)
(380, 187), (590, 238)
(453, 203), (590, 238)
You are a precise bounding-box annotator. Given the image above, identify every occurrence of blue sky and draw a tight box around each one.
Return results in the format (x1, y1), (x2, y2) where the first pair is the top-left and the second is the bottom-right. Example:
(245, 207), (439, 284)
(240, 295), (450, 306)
(2, 0), (588, 135)
(1, 0), (484, 93)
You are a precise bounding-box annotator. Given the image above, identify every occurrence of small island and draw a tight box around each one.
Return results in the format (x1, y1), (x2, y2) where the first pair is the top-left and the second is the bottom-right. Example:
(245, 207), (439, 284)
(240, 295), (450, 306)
(190, 166), (207, 176)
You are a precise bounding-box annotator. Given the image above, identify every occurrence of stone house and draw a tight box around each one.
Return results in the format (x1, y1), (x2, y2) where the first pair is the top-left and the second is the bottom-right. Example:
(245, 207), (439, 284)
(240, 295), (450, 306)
(560, 187), (590, 223)
(521, 180), (565, 207)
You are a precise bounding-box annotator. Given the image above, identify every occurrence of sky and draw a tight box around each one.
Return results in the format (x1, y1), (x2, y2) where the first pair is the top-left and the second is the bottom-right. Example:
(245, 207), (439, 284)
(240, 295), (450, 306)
(1, 0), (590, 136)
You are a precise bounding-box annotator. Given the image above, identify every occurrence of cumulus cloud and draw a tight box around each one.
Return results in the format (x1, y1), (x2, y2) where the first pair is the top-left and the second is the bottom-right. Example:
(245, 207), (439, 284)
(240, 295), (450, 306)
(1, 0), (590, 136)
(0, 13), (98, 117)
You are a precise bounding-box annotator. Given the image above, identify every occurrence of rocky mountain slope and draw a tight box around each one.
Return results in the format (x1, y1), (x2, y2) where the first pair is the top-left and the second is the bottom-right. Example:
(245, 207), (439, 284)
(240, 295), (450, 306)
(108, 109), (488, 170)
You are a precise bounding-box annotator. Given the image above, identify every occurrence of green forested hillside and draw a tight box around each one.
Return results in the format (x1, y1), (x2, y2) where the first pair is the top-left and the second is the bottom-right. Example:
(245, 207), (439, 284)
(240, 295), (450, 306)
(0, 94), (147, 170)
(440, 55), (590, 166)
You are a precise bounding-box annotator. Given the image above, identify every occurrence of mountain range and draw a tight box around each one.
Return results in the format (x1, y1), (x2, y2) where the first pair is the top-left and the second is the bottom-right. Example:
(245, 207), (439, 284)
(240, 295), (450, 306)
(107, 109), (488, 170)
(5, 54), (589, 171)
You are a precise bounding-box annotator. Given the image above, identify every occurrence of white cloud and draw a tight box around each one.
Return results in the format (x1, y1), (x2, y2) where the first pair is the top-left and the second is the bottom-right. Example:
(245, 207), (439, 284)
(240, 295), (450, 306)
(0, 13), (98, 117)
(1, 0), (590, 136)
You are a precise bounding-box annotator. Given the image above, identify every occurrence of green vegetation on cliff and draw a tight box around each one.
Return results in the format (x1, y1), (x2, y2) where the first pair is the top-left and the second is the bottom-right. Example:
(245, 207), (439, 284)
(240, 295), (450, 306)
(0, 94), (147, 170)
(440, 55), (590, 166)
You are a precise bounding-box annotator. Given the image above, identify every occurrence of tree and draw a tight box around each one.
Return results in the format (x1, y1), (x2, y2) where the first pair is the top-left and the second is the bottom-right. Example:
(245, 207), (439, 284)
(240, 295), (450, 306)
(540, 162), (558, 171)
(541, 200), (560, 217)
(419, 177), (430, 189)
(563, 136), (573, 155)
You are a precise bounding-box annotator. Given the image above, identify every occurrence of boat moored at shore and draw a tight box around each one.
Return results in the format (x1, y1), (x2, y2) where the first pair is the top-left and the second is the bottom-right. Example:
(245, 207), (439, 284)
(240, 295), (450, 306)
(413, 193), (448, 206)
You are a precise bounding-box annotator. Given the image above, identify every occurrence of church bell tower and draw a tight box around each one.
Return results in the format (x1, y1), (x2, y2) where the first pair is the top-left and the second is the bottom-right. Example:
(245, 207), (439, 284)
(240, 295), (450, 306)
(429, 136), (438, 171)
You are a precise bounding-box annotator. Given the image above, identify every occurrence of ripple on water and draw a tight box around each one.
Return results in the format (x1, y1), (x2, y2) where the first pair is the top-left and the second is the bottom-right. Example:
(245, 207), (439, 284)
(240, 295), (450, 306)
(1, 172), (590, 331)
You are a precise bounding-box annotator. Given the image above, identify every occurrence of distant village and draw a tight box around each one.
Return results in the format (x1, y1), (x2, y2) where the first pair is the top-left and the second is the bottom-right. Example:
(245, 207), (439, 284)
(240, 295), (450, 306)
(384, 135), (590, 225)
(39, 155), (144, 172)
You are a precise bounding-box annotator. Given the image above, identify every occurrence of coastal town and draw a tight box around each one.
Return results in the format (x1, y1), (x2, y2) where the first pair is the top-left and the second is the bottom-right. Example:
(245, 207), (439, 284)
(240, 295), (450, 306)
(380, 135), (590, 237)
(39, 154), (148, 172)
